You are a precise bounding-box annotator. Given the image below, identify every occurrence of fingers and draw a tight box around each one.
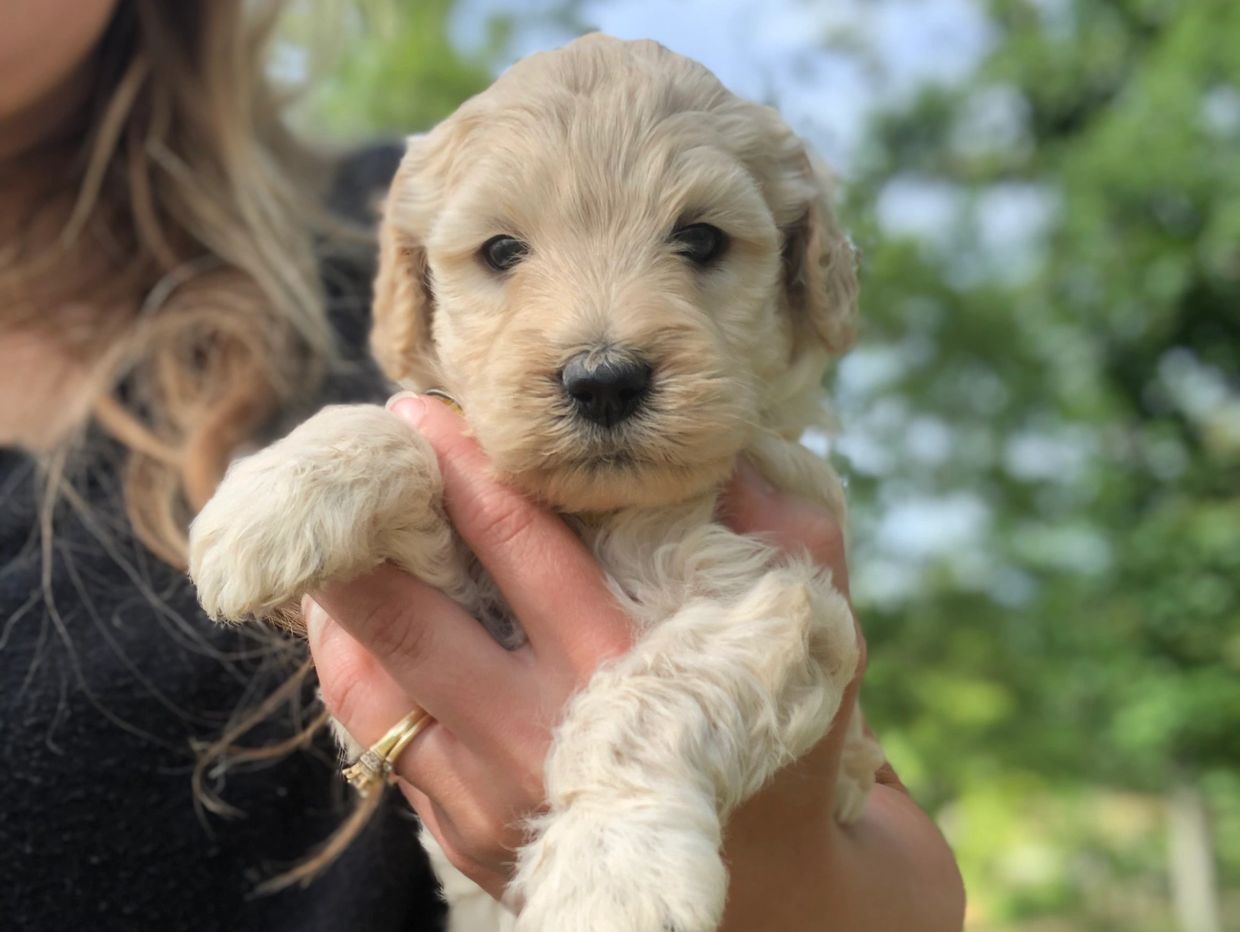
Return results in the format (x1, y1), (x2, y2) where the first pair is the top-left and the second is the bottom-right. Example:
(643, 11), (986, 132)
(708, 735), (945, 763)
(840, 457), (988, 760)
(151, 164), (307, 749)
(400, 782), (511, 900)
(307, 601), (522, 855)
(387, 394), (632, 675)
(307, 597), (491, 795)
(305, 598), (423, 747)
(307, 568), (529, 746)
(721, 458), (850, 598)
(308, 587), (551, 794)
(307, 598), (530, 891)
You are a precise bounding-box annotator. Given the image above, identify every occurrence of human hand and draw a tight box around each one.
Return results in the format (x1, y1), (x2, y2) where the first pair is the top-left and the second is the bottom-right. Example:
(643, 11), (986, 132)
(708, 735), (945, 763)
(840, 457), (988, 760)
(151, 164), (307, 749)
(305, 394), (633, 898)
(306, 396), (961, 930)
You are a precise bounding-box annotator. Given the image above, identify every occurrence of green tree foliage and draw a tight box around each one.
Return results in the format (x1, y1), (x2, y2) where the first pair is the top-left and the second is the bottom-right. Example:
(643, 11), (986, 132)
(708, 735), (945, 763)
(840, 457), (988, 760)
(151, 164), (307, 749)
(840, 0), (1239, 925)
(283, 0), (496, 136)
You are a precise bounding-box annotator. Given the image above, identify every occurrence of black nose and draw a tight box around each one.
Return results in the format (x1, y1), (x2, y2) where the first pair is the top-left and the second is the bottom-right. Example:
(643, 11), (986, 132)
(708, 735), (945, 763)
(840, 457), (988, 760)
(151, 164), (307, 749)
(561, 355), (652, 428)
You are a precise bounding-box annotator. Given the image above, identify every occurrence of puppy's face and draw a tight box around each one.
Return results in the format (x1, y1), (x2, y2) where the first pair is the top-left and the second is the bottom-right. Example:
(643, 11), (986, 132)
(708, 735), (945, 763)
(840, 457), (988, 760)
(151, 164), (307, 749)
(373, 36), (857, 512)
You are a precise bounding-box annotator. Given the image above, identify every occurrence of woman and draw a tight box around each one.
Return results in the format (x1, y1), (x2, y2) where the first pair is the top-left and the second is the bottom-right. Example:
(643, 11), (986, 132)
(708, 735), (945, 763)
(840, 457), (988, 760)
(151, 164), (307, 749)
(0, 1), (965, 930)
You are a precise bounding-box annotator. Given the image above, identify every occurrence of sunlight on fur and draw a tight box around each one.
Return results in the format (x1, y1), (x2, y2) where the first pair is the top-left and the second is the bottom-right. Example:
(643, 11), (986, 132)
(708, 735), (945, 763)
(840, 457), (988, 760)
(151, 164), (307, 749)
(189, 34), (884, 932)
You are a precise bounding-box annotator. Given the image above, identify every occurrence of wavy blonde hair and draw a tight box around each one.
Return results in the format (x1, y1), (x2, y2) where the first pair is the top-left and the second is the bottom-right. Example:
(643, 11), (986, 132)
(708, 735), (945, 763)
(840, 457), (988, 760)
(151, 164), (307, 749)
(1, 0), (363, 873)
(5, 0), (339, 566)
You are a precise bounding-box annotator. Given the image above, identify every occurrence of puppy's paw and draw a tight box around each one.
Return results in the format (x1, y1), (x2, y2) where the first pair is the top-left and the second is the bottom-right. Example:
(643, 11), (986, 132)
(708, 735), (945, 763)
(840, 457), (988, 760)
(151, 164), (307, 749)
(189, 404), (445, 623)
(512, 807), (726, 932)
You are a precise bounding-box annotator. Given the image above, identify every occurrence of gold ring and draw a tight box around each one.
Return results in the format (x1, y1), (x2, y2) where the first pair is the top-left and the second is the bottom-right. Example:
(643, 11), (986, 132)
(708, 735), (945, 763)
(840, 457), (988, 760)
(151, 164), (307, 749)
(341, 709), (433, 797)
(423, 388), (463, 414)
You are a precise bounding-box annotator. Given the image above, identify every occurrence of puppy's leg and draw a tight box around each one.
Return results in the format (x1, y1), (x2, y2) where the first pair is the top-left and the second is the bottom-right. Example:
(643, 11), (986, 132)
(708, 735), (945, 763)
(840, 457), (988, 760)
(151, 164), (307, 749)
(189, 404), (468, 624)
(510, 564), (866, 932)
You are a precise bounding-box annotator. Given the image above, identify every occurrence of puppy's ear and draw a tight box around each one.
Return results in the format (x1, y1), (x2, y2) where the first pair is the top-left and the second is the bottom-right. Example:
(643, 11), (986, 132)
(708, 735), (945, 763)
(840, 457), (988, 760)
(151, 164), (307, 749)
(371, 138), (439, 385)
(780, 155), (859, 355)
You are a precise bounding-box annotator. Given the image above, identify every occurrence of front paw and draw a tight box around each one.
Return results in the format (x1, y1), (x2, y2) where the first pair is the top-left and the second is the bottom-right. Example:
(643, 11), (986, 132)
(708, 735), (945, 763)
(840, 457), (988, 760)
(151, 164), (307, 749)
(188, 404), (440, 623)
(188, 468), (329, 622)
(513, 807), (727, 932)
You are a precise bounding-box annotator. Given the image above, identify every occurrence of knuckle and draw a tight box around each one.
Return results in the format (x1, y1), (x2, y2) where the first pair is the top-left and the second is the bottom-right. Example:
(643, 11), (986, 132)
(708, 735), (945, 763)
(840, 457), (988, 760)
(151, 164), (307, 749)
(360, 597), (433, 666)
(456, 814), (499, 860)
(514, 762), (547, 812)
(463, 487), (538, 551)
(439, 836), (488, 884)
(805, 519), (846, 568)
(316, 654), (370, 727)
(576, 623), (632, 672)
(493, 735), (549, 808)
(440, 790), (516, 867)
(457, 809), (513, 866)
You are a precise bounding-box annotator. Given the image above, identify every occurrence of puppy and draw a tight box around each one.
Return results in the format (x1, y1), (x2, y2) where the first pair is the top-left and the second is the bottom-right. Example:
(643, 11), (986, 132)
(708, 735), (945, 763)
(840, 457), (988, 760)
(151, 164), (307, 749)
(189, 34), (884, 932)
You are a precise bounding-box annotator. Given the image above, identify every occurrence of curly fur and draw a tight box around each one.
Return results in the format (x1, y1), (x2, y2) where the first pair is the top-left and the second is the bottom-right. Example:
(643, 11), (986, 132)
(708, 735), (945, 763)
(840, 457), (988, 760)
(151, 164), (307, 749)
(189, 34), (884, 932)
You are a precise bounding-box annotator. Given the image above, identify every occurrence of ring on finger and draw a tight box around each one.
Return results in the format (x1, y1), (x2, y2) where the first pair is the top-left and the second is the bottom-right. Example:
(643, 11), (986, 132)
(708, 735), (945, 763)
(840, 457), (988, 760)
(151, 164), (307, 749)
(342, 708), (434, 797)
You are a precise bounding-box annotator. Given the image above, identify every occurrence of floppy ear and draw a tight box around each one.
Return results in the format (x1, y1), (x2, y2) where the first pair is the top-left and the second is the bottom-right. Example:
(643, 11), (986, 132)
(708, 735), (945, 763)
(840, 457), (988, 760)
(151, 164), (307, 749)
(780, 155), (860, 355)
(370, 139), (439, 386)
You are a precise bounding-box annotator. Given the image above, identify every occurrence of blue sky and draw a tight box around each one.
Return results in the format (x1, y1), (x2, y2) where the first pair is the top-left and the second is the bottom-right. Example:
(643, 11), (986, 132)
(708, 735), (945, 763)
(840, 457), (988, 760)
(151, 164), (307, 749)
(451, 0), (994, 169)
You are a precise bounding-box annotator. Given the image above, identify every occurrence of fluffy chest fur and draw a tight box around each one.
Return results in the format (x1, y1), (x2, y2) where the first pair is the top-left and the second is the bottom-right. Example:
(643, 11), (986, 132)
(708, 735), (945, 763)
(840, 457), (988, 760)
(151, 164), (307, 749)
(585, 495), (793, 626)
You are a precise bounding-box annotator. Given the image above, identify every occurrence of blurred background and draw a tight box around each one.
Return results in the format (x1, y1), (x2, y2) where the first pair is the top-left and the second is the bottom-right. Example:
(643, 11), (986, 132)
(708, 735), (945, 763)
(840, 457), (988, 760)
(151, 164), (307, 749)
(278, 1), (1239, 929)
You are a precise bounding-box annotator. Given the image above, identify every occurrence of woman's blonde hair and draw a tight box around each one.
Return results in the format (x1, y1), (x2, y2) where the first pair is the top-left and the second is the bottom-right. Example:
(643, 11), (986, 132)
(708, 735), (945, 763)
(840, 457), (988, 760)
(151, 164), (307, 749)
(5, 0), (340, 566)
(3, 0), (409, 887)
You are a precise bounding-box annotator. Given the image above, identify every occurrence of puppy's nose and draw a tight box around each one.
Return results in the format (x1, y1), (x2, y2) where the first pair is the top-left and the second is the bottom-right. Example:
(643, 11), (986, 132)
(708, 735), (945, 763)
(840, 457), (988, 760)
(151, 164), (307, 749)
(561, 355), (652, 428)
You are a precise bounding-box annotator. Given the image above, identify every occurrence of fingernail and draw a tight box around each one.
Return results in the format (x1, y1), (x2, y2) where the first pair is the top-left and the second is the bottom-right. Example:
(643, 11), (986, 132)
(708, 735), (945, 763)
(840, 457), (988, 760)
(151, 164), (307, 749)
(385, 390), (420, 411)
(302, 595), (328, 642)
(385, 391), (430, 427)
(423, 388), (463, 414)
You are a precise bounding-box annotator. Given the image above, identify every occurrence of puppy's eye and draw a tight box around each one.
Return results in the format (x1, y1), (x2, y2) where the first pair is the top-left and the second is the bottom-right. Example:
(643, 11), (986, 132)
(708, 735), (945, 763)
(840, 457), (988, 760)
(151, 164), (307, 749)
(480, 235), (529, 272)
(671, 223), (728, 266)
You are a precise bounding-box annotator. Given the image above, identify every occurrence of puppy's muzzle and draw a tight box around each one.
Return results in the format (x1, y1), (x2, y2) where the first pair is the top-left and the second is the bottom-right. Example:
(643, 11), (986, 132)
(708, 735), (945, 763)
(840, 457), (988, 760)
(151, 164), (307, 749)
(561, 353), (652, 428)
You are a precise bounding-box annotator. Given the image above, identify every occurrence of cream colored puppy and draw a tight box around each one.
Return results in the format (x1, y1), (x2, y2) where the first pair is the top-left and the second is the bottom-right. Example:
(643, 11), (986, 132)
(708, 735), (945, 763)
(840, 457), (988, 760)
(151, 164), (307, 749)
(190, 34), (884, 932)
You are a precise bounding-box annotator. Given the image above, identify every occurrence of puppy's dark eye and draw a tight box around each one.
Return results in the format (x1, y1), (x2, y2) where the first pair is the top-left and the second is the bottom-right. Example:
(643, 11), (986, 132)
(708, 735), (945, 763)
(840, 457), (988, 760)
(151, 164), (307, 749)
(671, 223), (728, 266)
(480, 235), (529, 272)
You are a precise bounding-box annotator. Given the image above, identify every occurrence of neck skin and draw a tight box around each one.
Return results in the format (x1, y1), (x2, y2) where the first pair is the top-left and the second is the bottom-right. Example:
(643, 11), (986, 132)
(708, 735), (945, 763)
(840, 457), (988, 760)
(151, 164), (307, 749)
(0, 332), (100, 451)
(0, 63), (91, 165)
(0, 29), (97, 226)
(0, 0), (116, 161)
(0, 54), (101, 451)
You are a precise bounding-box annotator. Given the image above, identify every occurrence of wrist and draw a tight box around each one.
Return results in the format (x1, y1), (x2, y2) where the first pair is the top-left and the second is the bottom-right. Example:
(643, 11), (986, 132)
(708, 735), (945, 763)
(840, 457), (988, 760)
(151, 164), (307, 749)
(719, 783), (964, 932)
(717, 757), (837, 932)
